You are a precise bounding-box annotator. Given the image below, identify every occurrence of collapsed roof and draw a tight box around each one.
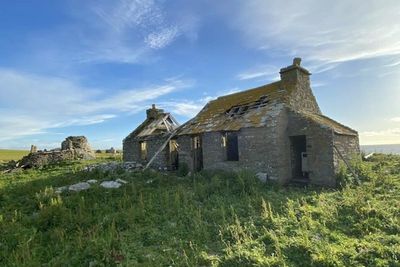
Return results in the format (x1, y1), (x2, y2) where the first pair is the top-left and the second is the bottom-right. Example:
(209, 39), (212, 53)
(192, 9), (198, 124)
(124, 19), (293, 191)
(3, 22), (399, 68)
(124, 105), (180, 140)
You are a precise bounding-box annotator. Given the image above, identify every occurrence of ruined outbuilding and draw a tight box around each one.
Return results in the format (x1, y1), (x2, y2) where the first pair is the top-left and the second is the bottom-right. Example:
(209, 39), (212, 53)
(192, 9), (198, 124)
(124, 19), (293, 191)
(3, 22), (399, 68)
(20, 136), (95, 168)
(123, 59), (360, 186)
(123, 105), (180, 170)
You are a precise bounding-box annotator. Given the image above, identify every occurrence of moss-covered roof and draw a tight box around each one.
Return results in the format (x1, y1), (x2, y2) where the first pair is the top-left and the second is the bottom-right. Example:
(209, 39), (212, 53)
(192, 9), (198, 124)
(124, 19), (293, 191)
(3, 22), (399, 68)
(178, 81), (286, 135)
(176, 80), (358, 136)
(301, 112), (358, 136)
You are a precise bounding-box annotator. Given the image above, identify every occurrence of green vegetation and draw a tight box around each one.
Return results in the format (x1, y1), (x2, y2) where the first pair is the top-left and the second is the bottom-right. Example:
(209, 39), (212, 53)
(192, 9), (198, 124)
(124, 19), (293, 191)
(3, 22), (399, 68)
(0, 149), (29, 163)
(95, 151), (123, 160)
(0, 154), (399, 266)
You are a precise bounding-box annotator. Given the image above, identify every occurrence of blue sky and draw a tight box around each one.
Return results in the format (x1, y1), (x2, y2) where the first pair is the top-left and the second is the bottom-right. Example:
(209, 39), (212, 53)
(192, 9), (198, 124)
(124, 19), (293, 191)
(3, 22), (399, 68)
(0, 0), (399, 149)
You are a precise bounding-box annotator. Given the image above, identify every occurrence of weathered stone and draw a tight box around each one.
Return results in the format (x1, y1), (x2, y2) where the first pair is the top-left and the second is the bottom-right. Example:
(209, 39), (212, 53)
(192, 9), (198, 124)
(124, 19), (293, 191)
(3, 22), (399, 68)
(30, 145), (37, 153)
(256, 172), (268, 183)
(19, 136), (95, 168)
(69, 182), (91, 192)
(100, 181), (122, 188)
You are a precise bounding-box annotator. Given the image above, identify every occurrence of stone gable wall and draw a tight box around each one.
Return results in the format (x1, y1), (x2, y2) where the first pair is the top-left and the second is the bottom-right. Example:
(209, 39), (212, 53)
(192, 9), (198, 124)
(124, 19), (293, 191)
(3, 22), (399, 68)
(333, 133), (360, 172)
(280, 66), (322, 115)
(123, 135), (170, 169)
(287, 111), (336, 186)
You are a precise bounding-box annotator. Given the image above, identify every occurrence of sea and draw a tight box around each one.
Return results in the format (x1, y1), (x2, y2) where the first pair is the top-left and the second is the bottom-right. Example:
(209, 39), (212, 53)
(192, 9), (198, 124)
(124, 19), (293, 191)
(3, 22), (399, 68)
(361, 144), (400, 155)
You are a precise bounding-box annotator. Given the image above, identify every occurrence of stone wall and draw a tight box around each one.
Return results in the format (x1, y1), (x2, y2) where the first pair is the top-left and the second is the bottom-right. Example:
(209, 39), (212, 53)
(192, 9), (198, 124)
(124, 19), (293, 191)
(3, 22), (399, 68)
(20, 150), (75, 168)
(280, 59), (322, 115)
(176, 107), (291, 183)
(333, 133), (360, 172)
(175, 135), (193, 171)
(287, 111), (336, 186)
(123, 134), (171, 169)
(20, 136), (95, 168)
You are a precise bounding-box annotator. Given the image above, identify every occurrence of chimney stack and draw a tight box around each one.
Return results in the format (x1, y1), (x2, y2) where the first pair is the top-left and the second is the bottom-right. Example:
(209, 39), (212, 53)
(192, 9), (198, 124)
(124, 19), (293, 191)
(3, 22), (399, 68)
(146, 104), (164, 119)
(279, 57), (311, 84)
(279, 58), (321, 114)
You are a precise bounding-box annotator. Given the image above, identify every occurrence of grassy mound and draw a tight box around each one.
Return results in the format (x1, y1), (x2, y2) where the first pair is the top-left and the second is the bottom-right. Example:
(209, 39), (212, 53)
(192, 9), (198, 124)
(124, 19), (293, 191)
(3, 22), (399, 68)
(0, 155), (399, 266)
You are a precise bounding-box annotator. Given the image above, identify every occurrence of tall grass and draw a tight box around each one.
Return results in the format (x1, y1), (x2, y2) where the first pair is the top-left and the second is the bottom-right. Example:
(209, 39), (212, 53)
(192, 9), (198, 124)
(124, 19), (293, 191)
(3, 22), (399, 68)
(0, 155), (399, 266)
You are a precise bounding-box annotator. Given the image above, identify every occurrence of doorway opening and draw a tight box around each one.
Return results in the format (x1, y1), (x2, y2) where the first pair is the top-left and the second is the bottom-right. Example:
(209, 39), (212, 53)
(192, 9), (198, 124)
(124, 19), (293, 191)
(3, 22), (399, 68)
(224, 132), (239, 161)
(192, 135), (203, 172)
(290, 135), (309, 181)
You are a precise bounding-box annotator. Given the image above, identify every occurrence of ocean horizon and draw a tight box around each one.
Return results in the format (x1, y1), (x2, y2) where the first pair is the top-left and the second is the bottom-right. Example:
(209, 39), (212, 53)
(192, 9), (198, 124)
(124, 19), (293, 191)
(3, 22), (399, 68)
(361, 144), (400, 155)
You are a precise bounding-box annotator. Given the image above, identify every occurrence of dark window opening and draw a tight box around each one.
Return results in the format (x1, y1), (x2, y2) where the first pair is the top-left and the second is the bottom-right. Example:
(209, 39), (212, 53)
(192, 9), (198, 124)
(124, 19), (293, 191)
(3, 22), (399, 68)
(225, 132), (239, 161)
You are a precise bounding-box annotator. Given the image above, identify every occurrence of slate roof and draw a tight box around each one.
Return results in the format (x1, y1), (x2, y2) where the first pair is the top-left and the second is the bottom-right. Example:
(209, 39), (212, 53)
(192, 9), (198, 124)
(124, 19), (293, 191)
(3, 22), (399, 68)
(178, 81), (287, 135)
(300, 112), (358, 136)
(177, 80), (358, 136)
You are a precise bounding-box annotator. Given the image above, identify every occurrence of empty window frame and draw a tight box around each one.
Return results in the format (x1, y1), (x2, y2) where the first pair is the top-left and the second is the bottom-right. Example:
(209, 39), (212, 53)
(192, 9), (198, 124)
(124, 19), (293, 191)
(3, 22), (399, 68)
(140, 141), (147, 160)
(224, 132), (239, 161)
(192, 136), (201, 149)
(226, 95), (269, 117)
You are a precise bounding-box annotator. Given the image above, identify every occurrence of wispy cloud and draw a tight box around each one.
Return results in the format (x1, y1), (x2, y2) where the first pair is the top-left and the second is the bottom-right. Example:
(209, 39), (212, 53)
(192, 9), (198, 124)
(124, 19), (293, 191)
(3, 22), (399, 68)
(228, 0), (400, 67)
(27, 0), (198, 65)
(0, 68), (191, 142)
(237, 65), (279, 81)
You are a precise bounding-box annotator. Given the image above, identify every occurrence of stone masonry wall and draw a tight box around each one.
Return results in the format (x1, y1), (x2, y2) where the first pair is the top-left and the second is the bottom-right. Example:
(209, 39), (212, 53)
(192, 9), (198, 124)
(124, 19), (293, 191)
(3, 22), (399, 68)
(333, 133), (360, 172)
(123, 135), (170, 169)
(175, 135), (193, 171)
(287, 111), (336, 186)
(185, 106), (290, 183)
(280, 62), (322, 115)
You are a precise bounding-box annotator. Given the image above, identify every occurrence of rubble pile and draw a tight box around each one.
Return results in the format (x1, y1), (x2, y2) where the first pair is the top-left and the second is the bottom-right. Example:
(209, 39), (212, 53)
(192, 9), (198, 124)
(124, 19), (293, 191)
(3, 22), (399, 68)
(19, 136), (95, 168)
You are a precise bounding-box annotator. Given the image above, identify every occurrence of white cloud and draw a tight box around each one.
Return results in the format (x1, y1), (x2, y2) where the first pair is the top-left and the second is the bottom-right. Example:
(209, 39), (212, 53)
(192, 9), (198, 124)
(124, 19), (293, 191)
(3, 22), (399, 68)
(145, 26), (180, 49)
(229, 0), (400, 65)
(161, 101), (205, 118)
(390, 117), (400, 122)
(360, 128), (400, 145)
(74, 0), (192, 63)
(0, 68), (191, 142)
(237, 65), (279, 81)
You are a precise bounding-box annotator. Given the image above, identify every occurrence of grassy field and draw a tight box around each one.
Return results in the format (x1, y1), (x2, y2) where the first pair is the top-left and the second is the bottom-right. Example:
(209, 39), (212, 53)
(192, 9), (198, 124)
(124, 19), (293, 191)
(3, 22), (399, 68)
(0, 149), (29, 162)
(0, 149), (122, 163)
(0, 154), (399, 266)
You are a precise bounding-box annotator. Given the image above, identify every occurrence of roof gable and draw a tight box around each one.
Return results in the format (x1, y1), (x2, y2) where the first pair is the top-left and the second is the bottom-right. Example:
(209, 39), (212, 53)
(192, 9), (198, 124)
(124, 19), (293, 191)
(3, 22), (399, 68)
(300, 112), (358, 136)
(125, 113), (180, 140)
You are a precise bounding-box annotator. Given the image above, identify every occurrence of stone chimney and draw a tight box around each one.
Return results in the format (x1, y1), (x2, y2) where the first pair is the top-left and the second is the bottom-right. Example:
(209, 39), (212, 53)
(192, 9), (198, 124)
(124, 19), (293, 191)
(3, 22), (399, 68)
(146, 104), (164, 119)
(279, 57), (310, 84)
(280, 58), (321, 114)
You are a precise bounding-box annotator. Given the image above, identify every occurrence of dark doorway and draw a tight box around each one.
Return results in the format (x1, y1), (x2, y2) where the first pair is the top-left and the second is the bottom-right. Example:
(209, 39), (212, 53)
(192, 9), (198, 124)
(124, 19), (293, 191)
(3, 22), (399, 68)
(290, 135), (309, 181)
(226, 132), (239, 161)
(192, 135), (203, 171)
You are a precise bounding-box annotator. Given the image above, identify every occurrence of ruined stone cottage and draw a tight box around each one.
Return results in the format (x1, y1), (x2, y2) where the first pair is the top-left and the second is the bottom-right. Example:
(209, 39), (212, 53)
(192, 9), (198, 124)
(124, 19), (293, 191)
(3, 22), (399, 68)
(123, 59), (360, 186)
